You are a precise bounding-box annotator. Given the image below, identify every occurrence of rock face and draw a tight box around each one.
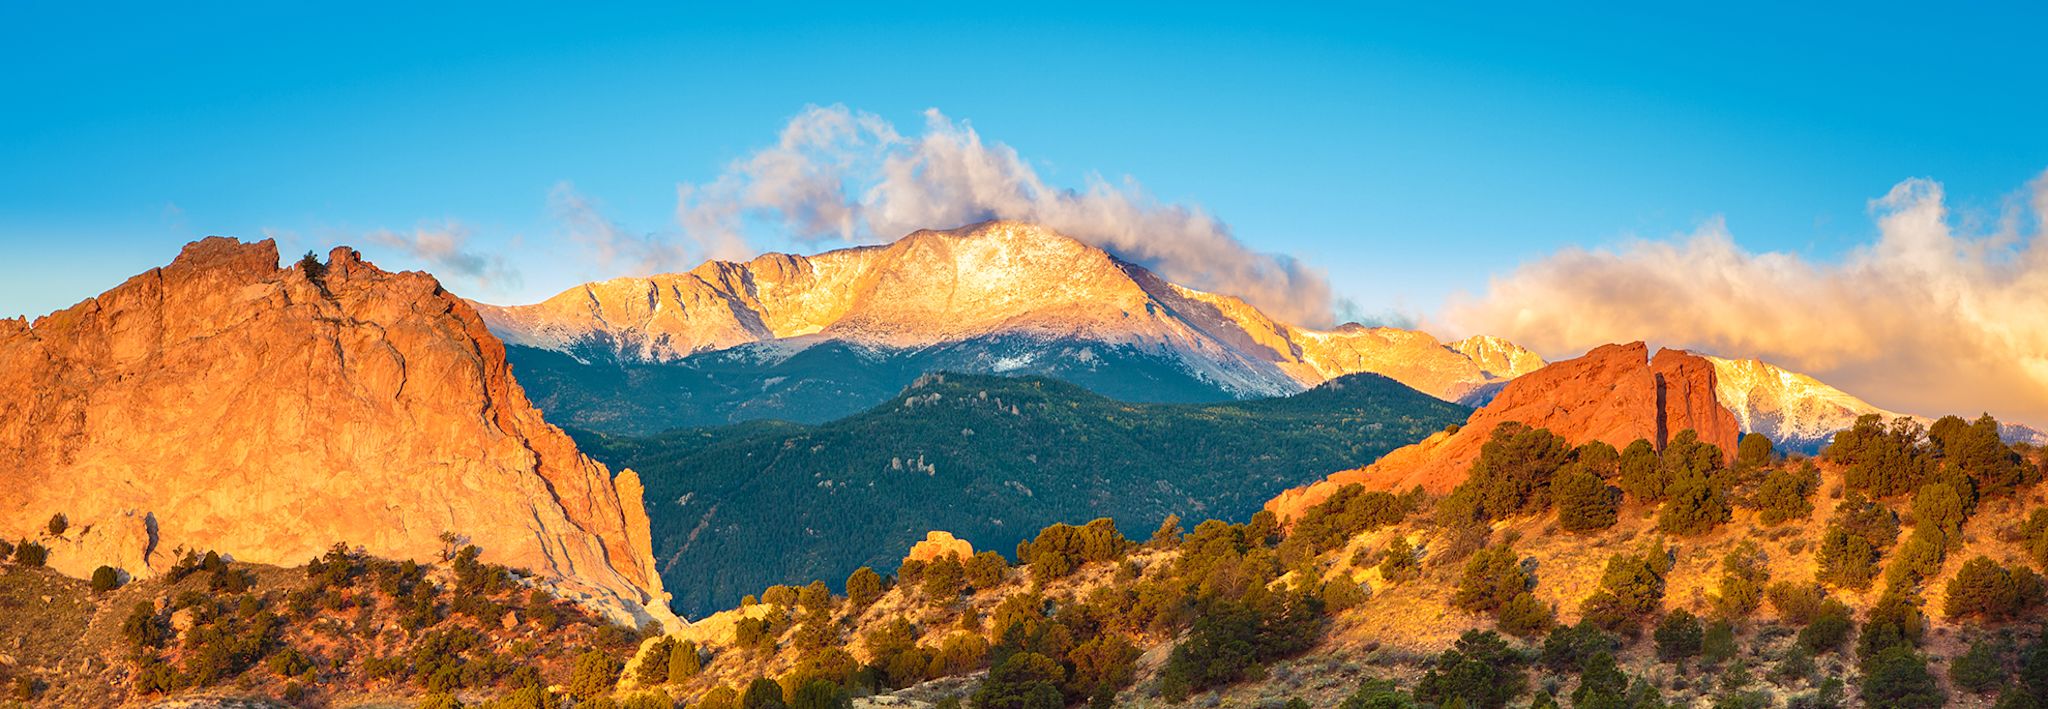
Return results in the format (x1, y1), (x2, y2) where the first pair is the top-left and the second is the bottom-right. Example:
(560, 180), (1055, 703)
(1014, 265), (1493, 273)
(475, 221), (1542, 407)
(1267, 342), (1741, 519)
(0, 238), (674, 627)
(904, 531), (975, 563)
(1708, 355), (2048, 453)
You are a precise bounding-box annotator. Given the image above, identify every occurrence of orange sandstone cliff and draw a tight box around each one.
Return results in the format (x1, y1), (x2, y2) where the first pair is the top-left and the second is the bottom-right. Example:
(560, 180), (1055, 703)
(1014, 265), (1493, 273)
(1268, 342), (1740, 519)
(0, 238), (674, 627)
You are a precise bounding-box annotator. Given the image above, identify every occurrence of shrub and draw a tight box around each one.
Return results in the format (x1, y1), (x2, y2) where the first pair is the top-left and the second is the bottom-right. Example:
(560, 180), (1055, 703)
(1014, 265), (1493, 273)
(1454, 540), (1531, 614)
(46, 513), (68, 536)
(929, 631), (989, 677)
(1579, 542), (1671, 630)
(1414, 630), (1527, 709)
(2020, 509), (2048, 571)
(1827, 415), (1934, 498)
(788, 678), (850, 709)
(1737, 433), (1776, 470)
(1815, 494), (1898, 590)
(1950, 639), (2008, 694)
(1932, 414), (2029, 499)
(1753, 462), (1821, 525)
(1713, 542), (1768, 618)
(1617, 439), (1663, 502)
(921, 555), (966, 606)
(1158, 594), (1323, 699)
(1571, 651), (1630, 707)
(1339, 678), (1417, 709)
(1065, 634), (1139, 700)
(1376, 536), (1420, 583)
(1658, 476), (1732, 536)
(845, 567), (883, 609)
(1448, 423), (1573, 521)
(1945, 556), (2031, 620)
(1701, 619), (1738, 665)
(668, 639), (702, 684)
(11, 540), (47, 566)
(91, 565), (122, 593)
(762, 585), (799, 608)
(1883, 527), (1947, 589)
(1857, 587), (1928, 662)
(1540, 620), (1617, 673)
(1767, 581), (1827, 624)
(1859, 646), (1945, 708)
(965, 551), (1009, 591)
(973, 651), (1065, 709)
(1149, 515), (1182, 550)
(1552, 465), (1619, 533)
(1576, 440), (1620, 476)
(1497, 592), (1554, 638)
(798, 580), (832, 611)
(1016, 519), (1130, 583)
(1653, 610), (1704, 662)
(1797, 599), (1854, 654)
(741, 677), (786, 708)
(1282, 484), (1412, 562)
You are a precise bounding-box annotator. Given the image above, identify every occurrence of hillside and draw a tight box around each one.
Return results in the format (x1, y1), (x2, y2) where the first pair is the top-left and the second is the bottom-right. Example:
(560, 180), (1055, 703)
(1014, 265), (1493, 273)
(618, 410), (2048, 709)
(482, 221), (1540, 434)
(573, 372), (1470, 617)
(0, 542), (647, 707)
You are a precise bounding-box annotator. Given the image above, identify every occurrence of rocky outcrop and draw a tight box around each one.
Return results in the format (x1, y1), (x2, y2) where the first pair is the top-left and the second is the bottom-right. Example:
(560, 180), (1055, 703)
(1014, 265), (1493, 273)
(904, 531), (975, 563)
(473, 221), (1541, 403)
(1267, 342), (1740, 519)
(0, 238), (675, 628)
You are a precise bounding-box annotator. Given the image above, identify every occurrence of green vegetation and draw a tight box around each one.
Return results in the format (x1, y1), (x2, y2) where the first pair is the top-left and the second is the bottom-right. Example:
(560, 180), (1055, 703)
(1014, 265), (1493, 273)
(1551, 463), (1619, 533)
(1814, 493), (1898, 590)
(1579, 541), (1672, 631)
(1414, 630), (1527, 709)
(576, 372), (1468, 615)
(1944, 556), (2046, 621)
(1652, 610), (1703, 662)
(1749, 462), (1820, 525)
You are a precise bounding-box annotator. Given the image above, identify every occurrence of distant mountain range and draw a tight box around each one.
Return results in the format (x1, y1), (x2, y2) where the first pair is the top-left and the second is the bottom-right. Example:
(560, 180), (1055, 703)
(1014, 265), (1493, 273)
(481, 218), (2042, 448)
(570, 371), (1468, 616)
(1708, 355), (2047, 452)
(477, 221), (1541, 434)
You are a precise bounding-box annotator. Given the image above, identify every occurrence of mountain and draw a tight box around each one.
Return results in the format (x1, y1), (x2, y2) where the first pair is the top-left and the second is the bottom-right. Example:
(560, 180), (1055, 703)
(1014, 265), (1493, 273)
(570, 371), (1469, 617)
(1269, 342), (1740, 518)
(1708, 354), (2048, 453)
(477, 221), (1540, 434)
(0, 238), (673, 627)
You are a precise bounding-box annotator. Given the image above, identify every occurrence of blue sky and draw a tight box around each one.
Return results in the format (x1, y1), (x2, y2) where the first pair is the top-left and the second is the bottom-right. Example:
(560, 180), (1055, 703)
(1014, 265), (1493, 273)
(3, 2), (2044, 324)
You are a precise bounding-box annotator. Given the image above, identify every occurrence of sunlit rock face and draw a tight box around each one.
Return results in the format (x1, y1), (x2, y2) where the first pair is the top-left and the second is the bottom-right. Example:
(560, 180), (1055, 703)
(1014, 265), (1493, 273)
(0, 237), (675, 628)
(475, 220), (1542, 410)
(1267, 342), (1742, 519)
(1708, 355), (2048, 453)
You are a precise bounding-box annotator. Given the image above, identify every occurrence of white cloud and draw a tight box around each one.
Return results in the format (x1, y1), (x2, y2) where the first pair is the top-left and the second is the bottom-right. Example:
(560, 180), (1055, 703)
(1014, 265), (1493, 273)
(1444, 171), (2048, 427)
(365, 221), (520, 293)
(549, 182), (696, 277)
(671, 105), (1336, 327)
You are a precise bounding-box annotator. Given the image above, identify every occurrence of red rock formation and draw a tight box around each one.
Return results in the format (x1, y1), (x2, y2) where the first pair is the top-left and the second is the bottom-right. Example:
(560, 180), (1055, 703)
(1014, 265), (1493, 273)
(904, 531), (975, 563)
(1267, 342), (1740, 519)
(0, 238), (674, 627)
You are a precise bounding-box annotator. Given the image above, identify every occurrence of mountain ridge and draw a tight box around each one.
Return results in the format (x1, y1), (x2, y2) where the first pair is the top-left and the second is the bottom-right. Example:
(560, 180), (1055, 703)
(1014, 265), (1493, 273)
(474, 221), (1544, 416)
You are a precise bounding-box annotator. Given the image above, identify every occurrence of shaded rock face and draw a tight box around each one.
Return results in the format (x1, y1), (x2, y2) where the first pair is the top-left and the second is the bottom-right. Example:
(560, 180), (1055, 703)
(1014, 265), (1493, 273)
(1268, 342), (1741, 518)
(0, 238), (674, 627)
